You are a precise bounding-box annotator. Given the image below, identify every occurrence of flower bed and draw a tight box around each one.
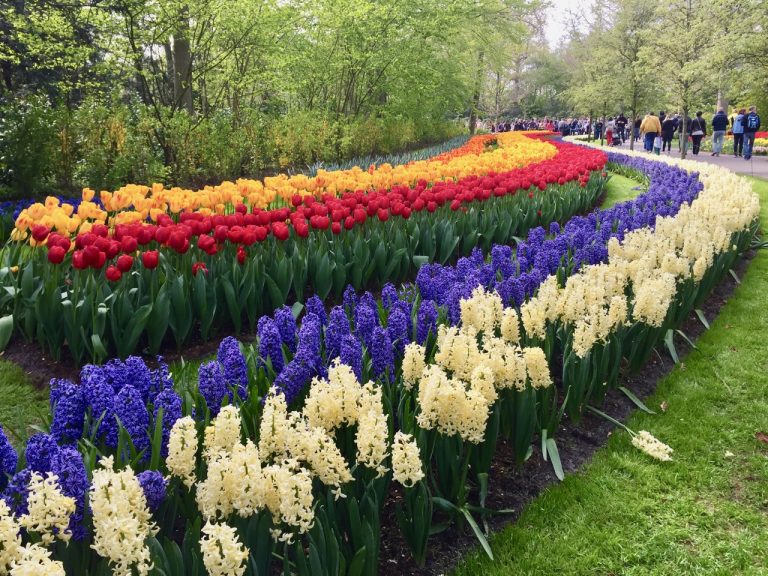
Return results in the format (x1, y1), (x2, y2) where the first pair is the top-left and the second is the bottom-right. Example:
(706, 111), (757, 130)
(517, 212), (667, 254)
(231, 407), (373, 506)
(0, 148), (759, 574)
(0, 135), (608, 364)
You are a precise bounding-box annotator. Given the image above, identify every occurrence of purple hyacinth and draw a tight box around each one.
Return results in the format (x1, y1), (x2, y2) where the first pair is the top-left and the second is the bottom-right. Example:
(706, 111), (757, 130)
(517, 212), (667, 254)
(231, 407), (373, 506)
(370, 327), (394, 382)
(81, 367), (118, 448)
(416, 300), (438, 345)
(124, 356), (154, 404)
(50, 380), (85, 444)
(343, 285), (357, 314)
(137, 470), (167, 511)
(150, 357), (174, 398)
(3, 468), (31, 515)
(273, 306), (297, 353)
(258, 318), (284, 374)
(325, 306), (351, 362)
(296, 313), (325, 378)
(273, 359), (313, 405)
(0, 424), (17, 490)
(51, 446), (88, 541)
(114, 384), (150, 457)
(103, 358), (130, 394)
(217, 336), (249, 400)
(381, 284), (398, 309)
(386, 306), (410, 356)
(153, 388), (183, 457)
(354, 303), (377, 349)
(305, 295), (327, 326)
(198, 361), (228, 416)
(24, 433), (60, 473)
(339, 334), (363, 381)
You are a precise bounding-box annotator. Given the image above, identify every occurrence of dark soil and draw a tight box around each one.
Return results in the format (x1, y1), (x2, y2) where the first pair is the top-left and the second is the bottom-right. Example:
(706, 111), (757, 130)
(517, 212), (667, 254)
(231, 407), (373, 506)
(376, 251), (755, 576)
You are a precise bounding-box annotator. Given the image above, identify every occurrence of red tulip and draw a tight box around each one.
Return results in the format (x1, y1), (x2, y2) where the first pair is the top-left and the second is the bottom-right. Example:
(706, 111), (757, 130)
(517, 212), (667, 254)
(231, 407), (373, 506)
(121, 236), (138, 253)
(237, 246), (246, 265)
(331, 222), (341, 235)
(47, 245), (66, 264)
(31, 224), (51, 242)
(272, 222), (290, 241)
(192, 262), (208, 276)
(92, 224), (109, 238)
(142, 251), (159, 269)
(72, 250), (87, 270)
(116, 254), (134, 273)
(106, 265), (122, 282)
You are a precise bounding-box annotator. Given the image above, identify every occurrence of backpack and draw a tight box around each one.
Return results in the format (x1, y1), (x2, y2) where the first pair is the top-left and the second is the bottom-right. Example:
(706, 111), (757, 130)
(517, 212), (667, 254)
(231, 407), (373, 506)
(747, 114), (759, 130)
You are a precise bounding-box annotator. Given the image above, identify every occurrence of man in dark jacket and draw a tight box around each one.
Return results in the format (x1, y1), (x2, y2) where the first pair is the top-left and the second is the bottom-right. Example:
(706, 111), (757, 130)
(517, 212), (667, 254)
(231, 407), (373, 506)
(743, 105), (762, 160)
(616, 114), (627, 142)
(710, 108), (729, 156)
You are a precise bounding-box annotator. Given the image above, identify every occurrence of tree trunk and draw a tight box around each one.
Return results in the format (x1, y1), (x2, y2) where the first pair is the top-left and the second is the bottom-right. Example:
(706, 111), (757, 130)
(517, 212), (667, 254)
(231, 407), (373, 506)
(629, 111), (636, 151)
(172, 5), (194, 114)
(468, 51), (485, 135)
(680, 106), (688, 159)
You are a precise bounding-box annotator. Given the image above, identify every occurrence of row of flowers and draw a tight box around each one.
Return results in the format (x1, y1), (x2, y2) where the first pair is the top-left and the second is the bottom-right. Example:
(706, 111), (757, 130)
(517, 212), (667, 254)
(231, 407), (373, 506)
(0, 149), (759, 574)
(11, 132), (558, 241)
(0, 137), (608, 364)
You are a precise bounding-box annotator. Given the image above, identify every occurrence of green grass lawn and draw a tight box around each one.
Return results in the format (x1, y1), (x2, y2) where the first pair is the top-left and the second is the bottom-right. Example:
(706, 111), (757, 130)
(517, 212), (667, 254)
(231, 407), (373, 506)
(0, 360), (48, 443)
(453, 176), (768, 576)
(602, 171), (644, 208)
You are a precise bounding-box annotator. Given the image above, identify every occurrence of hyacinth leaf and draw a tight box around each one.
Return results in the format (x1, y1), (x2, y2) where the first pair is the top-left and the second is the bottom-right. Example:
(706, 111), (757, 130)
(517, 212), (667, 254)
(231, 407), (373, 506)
(618, 386), (656, 414)
(149, 406), (164, 470)
(412, 255), (429, 268)
(664, 329), (680, 364)
(461, 506), (494, 561)
(546, 438), (564, 481)
(541, 428), (549, 462)
(347, 546), (367, 576)
(729, 269), (741, 284)
(675, 329), (699, 351)
(0, 314), (13, 351)
(694, 309), (710, 329)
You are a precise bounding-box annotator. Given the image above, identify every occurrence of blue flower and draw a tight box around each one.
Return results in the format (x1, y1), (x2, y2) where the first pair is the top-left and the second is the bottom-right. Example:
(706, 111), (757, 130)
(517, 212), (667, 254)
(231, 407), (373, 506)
(50, 381), (85, 444)
(198, 361), (228, 417)
(416, 301), (438, 345)
(340, 334), (363, 381)
(273, 306), (297, 353)
(115, 384), (150, 457)
(51, 446), (88, 541)
(81, 367), (118, 448)
(137, 470), (167, 511)
(124, 357), (154, 404)
(305, 295), (327, 326)
(343, 285), (357, 314)
(381, 284), (398, 309)
(354, 303), (377, 349)
(217, 337), (248, 400)
(386, 307), (410, 356)
(153, 388), (183, 458)
(273, 358), (313, 405)
(3, 468), (31, 516)
(24, 433), (60, 473)
(0, 424), (17, 490)
(370, 327), (394, 381)
(258, 318), (284, 374)
(325, 306), (350, 363)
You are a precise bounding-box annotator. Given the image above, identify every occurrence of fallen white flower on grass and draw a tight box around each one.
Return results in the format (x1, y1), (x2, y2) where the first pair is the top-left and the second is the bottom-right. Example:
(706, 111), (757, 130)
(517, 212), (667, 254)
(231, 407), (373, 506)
(631, 430), (674, 461)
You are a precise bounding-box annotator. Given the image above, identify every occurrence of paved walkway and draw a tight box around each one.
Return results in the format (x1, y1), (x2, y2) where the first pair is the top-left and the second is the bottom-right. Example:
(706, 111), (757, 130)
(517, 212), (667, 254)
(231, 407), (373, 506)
(597, 137), (768, 178)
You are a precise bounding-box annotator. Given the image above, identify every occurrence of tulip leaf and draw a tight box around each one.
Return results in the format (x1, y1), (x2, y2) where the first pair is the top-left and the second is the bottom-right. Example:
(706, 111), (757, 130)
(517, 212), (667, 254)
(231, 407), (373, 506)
(0, 315), (13, 352)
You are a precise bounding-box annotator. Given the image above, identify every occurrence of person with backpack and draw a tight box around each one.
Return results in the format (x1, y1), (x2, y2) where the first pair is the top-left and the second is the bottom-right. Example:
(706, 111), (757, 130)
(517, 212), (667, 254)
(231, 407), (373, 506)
(689, 111), (707, 155)
(661, 114), (676, 153)
(743, 105), (762, 160)
(710, 108), (729, 156)
(731, 108), (746, 157)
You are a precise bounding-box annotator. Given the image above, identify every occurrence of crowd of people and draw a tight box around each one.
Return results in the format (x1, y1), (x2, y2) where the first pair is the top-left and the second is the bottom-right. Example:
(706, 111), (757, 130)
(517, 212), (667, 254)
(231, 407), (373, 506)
(612, 107), (762, 160)
(484, 106), (762, 161)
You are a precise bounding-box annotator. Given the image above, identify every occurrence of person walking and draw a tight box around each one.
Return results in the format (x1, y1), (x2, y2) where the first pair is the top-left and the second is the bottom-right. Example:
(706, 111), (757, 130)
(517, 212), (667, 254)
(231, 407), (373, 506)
(616, 113), (628, 142)
(710, 107), (729, 156)
(743, 105), (761, 160)
(731, 108), (746, 157)
(605, 117), (615, 146)
(661, 114), (676, 153)
(689, 111), (707, 155)
(633, 117), (641, 141)
(639, 111), (661, 152)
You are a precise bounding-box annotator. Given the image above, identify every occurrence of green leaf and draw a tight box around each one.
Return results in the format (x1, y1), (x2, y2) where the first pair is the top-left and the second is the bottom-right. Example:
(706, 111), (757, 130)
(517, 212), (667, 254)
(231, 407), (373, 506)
(694, 309), (710, 329)
(618, 386), (656, 414)
(0, 315), (13, 352)
(664, 329), (679, 364)
(545, 437), (564, 481)
(461, 507), (494, 560)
